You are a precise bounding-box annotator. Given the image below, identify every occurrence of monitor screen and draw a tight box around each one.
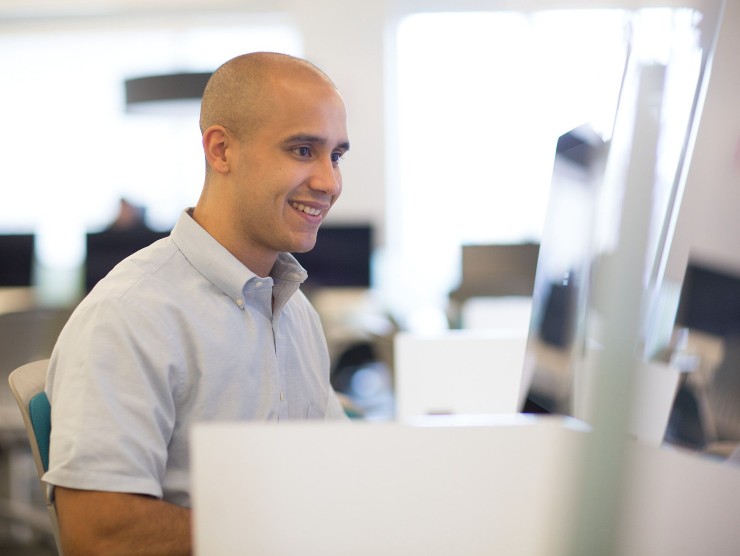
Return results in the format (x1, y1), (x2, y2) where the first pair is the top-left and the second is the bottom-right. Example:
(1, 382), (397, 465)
(0, 234), (35, 287)
(676, 260), (740, 338)
(85, 228), (170, 292)
(523, 125), (608, 414)
(292, 225), (372, 289)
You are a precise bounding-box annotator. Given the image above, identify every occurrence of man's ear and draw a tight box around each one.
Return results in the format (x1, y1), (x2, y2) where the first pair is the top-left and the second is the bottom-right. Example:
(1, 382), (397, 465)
(202, 125), (231, 174)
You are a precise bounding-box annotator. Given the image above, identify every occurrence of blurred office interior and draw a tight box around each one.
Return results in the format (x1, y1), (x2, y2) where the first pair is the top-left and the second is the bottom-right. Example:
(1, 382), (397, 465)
(2, 0), (740, 553)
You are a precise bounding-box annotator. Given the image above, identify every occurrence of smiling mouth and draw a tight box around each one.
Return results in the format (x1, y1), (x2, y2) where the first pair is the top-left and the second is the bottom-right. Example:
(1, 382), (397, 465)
(290, 202), (322, 216)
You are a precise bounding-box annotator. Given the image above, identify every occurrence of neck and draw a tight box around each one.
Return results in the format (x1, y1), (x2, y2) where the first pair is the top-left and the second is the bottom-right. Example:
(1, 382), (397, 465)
(190, 205), (276, 278)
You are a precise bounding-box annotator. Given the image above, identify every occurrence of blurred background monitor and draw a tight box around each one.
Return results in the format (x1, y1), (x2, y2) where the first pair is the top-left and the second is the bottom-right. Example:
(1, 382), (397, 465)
(85, 228), (170, 292)
(676, 260), (740, 338)
(292, 225), (373, 289)
(0, 234), (35, 287)
(449, 243), (540, 304)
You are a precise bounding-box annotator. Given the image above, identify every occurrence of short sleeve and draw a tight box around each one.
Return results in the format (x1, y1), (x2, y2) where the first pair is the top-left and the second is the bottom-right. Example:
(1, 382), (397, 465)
(44, 297), (177, 498)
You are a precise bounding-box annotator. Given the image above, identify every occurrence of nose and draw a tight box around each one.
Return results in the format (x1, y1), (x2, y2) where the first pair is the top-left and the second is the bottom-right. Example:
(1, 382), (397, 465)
(308, 156), (342, 198)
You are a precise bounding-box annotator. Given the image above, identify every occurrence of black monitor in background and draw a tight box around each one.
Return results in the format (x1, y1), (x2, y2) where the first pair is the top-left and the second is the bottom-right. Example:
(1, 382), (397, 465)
(676, 260), (740, 338)
(85, 228), (170, 292)
(292, 225), (373, 289)
(0, 234), (35, 287)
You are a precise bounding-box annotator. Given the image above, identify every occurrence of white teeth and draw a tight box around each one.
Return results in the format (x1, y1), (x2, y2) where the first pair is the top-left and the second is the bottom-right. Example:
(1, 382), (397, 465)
(291, 202), (321, 216)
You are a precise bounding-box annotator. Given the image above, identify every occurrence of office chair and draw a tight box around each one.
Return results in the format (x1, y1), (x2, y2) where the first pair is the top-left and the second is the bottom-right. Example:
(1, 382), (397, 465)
(666, 329), (740, 457)
(8, 358), (64, 555)
(703, 331), (740, 456)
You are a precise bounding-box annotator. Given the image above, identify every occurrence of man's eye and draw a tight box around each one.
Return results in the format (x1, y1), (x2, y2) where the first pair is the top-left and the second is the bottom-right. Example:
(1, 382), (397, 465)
(331, 151), (344, 163)
(294, 146), (312, 157)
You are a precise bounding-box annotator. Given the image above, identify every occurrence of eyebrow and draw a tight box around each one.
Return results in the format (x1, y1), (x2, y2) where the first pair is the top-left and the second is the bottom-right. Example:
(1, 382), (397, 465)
(284, 133), (350, 152)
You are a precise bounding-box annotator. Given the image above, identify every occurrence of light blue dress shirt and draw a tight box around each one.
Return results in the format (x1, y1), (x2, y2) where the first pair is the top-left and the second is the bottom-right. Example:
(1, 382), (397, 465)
(44, 210), (348, 507)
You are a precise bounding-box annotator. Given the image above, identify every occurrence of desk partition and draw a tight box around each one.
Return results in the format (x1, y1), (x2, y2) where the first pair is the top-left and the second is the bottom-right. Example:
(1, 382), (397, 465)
(191, 416), (740, 556)
(191, 416), (585, 556)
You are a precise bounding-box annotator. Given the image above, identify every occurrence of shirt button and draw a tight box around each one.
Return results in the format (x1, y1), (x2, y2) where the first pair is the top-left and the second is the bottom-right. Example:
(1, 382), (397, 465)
(280, 391), (285, 401)
(255, 281), (263, 288)
(236, 298), (244, 308)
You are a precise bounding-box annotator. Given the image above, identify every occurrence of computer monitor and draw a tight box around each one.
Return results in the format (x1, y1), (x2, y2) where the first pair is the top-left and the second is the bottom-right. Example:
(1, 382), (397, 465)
(0, 234), (35, 287)
(449, 243), (540, 303)
(676, 260), (740, 338)
(523, 125), (608, 414)
(292, 224), (372, 289)
(522, 3), (722, 417)
(85, 228), (170, 292)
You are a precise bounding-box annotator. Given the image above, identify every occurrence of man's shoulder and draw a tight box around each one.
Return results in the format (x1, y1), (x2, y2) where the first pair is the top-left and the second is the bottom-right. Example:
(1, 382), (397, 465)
(88, 238), (184, 299)
(58, 241), (194, 357)
(64, 242), (187, 332)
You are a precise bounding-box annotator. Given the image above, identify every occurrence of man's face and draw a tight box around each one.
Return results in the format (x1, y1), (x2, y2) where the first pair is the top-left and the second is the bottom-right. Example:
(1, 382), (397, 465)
(228, 76), (349, 265)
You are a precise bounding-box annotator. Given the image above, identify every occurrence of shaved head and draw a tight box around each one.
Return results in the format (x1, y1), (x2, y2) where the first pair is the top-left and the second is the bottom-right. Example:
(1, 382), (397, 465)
(199, 52), (338, 141)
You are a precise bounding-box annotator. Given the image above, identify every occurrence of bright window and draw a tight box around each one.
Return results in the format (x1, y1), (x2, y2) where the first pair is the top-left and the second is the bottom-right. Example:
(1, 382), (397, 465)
(389, 10), (630, 328)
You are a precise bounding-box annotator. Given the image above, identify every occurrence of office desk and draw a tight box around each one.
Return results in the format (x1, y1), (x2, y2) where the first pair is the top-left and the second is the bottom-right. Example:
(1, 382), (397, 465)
(0, 287), (36, 315)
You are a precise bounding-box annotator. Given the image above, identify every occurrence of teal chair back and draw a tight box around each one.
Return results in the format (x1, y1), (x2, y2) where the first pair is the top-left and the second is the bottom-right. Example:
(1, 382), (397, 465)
(8, 359), (64, 555)
(29, 390), (52, 472)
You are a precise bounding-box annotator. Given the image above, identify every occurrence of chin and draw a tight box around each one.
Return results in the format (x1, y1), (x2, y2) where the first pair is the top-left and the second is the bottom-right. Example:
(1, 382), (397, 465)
(291, 243), (317, 254)
(288, 236), (318, 254)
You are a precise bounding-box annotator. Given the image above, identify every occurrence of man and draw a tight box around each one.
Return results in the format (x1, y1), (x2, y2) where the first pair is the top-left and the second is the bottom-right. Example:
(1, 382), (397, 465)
(44, 52), (351, 555)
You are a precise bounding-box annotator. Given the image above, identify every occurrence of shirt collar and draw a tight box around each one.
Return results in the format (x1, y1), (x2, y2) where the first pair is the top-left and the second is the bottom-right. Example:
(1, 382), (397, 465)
(170, 210), (308, 307)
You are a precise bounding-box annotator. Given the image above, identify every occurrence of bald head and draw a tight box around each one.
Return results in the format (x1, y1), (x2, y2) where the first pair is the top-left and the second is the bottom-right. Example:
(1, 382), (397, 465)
(199, 52), (338, 141)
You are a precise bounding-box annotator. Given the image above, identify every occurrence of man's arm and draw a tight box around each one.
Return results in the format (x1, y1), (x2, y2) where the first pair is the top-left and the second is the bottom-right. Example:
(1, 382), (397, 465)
(54, 486), (191, 556)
